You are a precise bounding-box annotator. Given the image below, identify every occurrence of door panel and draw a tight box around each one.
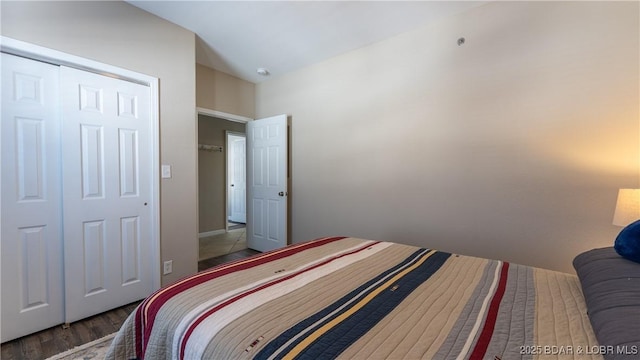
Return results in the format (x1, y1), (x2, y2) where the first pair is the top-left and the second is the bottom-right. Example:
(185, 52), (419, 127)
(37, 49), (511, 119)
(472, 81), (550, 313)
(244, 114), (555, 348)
(247, 115), (288, 252)
(119, 129), (139, 197)
(121, 216), (141, 285)
(80, 124), (105, 198)
(228, 134), (246, 223)
(1, 53), (64, 342)
(20, 226), (48, 309)
(83, 220), (107, 296)
(61, 66), (154, 323)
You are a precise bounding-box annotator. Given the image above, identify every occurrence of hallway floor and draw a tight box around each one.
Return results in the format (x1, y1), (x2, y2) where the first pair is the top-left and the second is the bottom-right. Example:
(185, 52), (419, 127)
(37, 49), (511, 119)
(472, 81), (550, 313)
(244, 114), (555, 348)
(199, 226), (246, 261)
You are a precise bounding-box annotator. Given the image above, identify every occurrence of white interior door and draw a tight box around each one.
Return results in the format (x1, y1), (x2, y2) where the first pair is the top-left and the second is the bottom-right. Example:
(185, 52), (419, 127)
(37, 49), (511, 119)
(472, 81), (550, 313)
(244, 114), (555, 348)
(228, 133), (246, 223)
(246, 114), (288, 252)
(1, 53), (65, 342)
(61, 66), (154, 323)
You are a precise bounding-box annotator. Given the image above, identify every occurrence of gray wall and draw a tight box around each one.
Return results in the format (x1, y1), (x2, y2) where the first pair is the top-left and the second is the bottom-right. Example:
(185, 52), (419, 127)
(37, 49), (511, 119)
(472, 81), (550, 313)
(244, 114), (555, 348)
(255, 1), (640, 273)
(197, 64), (255, 119)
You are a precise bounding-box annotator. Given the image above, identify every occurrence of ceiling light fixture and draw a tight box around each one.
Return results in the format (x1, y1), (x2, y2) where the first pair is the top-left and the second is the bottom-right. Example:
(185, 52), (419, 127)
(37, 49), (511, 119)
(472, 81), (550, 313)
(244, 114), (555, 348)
(257, 68), (270, 76)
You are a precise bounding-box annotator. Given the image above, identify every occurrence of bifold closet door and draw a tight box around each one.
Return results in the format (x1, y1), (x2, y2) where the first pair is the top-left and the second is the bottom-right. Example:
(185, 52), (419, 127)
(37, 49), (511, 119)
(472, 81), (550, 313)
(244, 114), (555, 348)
(1, 55), (155, 341)
(1, 53), (64, 342)
(60, 66), (155, 324)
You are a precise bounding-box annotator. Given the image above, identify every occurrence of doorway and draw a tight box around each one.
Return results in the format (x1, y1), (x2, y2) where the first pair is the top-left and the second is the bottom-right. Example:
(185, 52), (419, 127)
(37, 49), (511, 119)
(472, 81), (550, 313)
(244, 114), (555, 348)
(197, 113), (247, 263)
(196, 110), (290, 266)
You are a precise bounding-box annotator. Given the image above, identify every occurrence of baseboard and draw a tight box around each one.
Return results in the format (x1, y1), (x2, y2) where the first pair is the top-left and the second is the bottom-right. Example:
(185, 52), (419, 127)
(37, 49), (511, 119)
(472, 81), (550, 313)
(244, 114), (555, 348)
(198, 229), (226, 238)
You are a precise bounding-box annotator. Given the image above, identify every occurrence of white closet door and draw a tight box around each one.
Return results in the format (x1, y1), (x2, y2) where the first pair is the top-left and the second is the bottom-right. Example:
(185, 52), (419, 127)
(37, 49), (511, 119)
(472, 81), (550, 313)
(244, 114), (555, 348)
(1, 53), (64, 342)
(229, 134), (246, 223)
(60, 66), (154, 323)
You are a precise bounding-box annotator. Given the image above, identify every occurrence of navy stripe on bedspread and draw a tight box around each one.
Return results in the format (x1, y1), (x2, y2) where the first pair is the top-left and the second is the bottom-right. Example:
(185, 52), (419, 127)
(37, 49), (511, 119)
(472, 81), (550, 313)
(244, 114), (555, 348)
(256, 249), (451, 360)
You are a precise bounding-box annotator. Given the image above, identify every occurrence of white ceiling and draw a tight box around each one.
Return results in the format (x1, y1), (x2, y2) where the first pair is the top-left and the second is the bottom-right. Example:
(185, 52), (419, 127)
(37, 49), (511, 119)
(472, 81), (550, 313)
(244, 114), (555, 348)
(127, 1), (487, 84)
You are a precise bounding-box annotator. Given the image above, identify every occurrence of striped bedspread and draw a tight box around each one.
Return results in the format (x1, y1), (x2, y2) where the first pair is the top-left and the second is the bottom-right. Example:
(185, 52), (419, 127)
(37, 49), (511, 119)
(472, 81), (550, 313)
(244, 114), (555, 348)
(107, 237), (602, 359)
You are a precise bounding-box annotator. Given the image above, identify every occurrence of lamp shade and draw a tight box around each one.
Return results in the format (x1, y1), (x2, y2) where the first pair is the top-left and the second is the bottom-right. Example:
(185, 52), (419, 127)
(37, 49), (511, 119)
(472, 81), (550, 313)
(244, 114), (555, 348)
(613, 189), (640, 226)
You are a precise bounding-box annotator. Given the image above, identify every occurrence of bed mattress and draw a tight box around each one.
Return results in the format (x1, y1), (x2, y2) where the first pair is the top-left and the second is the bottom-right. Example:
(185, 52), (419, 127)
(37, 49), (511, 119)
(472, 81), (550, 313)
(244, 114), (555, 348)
(107, 236), (601, 359)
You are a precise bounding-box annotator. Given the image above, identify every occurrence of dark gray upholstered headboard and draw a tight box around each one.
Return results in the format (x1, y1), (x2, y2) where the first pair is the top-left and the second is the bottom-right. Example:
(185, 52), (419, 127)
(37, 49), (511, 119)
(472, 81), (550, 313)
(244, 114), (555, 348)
(574, 247), (640, 359)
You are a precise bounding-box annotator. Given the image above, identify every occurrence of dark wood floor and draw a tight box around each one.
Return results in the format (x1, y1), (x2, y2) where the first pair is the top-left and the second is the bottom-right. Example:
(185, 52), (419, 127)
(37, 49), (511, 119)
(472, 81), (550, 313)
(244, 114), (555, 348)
(0, 301), (140, 360)
(198, 247), (259, 271)
(1, 248), (260, 360)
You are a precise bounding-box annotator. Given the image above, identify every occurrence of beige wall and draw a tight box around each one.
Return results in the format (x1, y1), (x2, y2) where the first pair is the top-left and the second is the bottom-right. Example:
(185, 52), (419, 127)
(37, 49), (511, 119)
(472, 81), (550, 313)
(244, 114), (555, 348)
(1, 0), (198, 285)
(198, 115), (246, 233)
(256, 1), (640, 273)
(197, 64), (255, 119)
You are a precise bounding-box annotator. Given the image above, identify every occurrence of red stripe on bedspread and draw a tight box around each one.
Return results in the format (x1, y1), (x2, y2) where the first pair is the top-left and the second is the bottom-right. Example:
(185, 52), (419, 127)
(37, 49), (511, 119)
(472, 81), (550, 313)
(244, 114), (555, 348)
(178, 241), (380, 359)
(134, 236), (347, 358)
(469, 262), (510, 360)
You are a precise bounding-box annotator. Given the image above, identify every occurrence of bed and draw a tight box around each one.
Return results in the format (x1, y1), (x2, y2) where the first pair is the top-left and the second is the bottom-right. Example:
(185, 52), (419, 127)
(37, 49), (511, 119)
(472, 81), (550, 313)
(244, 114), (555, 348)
(106, 236), (640, 359)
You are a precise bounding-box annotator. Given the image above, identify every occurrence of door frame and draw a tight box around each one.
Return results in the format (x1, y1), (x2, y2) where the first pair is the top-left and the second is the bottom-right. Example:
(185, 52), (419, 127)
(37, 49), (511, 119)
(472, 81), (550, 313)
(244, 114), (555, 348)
(1, 36), (162, 291)
(226, 131), (247, 225)
(196, 107), (252, 233)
